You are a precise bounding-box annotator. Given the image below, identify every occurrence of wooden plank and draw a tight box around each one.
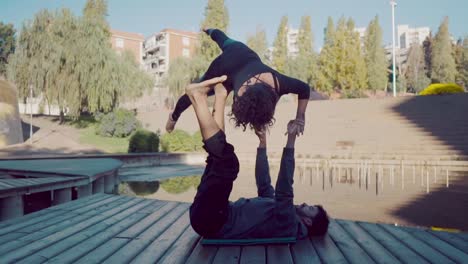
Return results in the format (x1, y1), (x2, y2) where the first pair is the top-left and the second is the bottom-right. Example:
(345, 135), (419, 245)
(328, 220), (375, 264)
(75, 238), (129, 264)
(290, 239), (320, 264)
(131, 210), (192, 263)
(428, 230), (468, 254)
(73, 195), (126, 215)
(401, 227), (468, 263)
(239, 246), (266, 264)
(185, 240), (218, 264)
(336, 220), (399, 264)
(46, 193), (110, 212)
(103, 203), (190, 263)
(156, 225), (200, 264)
(0, 193), (108, 229)
(0, 196), (138, 263)
(358, 222), (429, 264)
(455, 232), (468, 242)
(378, 223), (455, 264)
(17, 199), (155, 263)
(311, 233), (348, 264)
(212, 246), (241, 264)
(16, 197), (122, 233)
(0, 196), (129, 255)
(266, 245), (293, 264)
(114, 200), (178, 239)
(0, 180), (17, 188)
(46, 201), (165, 264)
(74, 201), (179, 264)
(0, 209), (68, 237)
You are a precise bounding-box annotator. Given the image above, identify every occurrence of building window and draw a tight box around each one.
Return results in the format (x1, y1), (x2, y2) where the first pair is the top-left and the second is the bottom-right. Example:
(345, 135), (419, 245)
(182, 37), (190, 46)
(116, 38), (124, 48)
(182, 48), (190, 57)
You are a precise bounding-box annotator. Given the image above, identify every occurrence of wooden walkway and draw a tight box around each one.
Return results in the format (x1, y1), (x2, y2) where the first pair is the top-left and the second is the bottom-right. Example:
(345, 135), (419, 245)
(0, 194), (466, 264)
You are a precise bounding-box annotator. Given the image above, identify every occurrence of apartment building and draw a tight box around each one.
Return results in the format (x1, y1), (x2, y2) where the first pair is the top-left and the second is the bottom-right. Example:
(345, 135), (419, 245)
(287, 27), (299, 58)
(355, 27), (367, 48)
(397, 25), (430, 49)
(143, 29), (198, 86)
(110, 29), (145, 65)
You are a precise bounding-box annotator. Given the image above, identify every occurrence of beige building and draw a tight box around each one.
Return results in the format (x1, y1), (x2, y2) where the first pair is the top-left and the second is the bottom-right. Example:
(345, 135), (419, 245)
(110, 29), (145, 65)
(143, 29), (199, 86)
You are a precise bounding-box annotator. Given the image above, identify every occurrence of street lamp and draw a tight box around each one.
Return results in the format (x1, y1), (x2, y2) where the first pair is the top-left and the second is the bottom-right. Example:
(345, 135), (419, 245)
(390, 0), (397, 97)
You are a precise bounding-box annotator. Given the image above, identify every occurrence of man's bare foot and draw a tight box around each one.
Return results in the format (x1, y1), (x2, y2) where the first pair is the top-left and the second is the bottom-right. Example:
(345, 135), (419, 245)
(165, 112), (176, 133)
(214, 83), (228, 98)
(186, 75), (227, 100)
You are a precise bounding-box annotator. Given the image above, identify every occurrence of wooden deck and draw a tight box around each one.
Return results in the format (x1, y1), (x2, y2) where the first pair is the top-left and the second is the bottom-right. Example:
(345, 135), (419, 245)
(0, 194), (466, 264)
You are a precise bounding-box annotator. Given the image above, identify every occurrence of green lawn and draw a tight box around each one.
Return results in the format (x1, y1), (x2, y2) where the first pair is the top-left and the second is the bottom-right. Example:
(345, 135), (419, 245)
(78, 125), (130, 153)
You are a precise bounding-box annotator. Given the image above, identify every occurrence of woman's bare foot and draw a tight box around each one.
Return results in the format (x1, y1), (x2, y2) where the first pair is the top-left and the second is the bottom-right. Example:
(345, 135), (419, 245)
(166, 112), (176, 133)
(185, 75), (227, 101)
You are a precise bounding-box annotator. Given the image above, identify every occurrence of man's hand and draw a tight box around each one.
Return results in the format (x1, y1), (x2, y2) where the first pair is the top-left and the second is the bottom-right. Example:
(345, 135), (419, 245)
(286, 120), (297, 148)
(254, 127), (267, 148)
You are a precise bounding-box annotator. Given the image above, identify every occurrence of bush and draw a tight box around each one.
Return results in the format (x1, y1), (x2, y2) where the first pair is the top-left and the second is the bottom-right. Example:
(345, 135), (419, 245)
(95, 109), (140, 137)
(419, 83), (464, 96)
(160, 129), (203, 152)
(128, 129), (160, 153)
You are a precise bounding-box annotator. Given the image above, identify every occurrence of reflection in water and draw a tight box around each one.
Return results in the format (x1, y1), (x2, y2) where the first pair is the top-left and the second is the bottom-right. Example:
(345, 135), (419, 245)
(127, 181), (159, 196)
(295, 162), (459, 196)
(118, 162), (468, 231)
(160, 175), (201, 194)
(119, 175), (201, 197)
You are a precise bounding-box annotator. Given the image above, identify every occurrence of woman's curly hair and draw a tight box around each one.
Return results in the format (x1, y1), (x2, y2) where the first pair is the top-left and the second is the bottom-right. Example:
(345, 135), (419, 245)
(230, 83), (279, 131)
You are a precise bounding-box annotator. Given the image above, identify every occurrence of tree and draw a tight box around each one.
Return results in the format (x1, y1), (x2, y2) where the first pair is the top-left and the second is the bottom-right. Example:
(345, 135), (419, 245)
(198, 0), (229, 63)
(166, 0), (229, 98)
(316, 17), (337, 92)
(0, 22), (15, 77)
(459, 37), (468, 89)
(286, 16), (317, 87)
(405, 44), (430, 92)
(431, 17), (457, 83)
(334, 17), (367, 91)
(246, 26), (268, 63)
(165, 56), (206, 97)
(422, 34), (433, 79)
(364, 16), (388, 91)
(272, 16), (288, 73)
(7, 0), (152, 122)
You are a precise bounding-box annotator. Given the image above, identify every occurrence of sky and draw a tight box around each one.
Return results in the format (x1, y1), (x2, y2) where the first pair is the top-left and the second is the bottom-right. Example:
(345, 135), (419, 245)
(1, 0), (467, 50)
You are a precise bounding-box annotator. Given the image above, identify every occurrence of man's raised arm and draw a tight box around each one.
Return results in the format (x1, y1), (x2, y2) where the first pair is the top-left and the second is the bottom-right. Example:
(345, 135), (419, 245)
(255, 128), (274, 198)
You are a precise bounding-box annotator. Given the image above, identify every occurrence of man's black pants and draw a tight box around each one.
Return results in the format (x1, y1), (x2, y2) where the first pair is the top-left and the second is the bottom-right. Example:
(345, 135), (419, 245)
(190, 131), (239, 237)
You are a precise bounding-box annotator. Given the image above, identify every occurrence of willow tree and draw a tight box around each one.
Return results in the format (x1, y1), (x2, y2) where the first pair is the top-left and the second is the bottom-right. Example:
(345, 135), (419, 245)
(8, 0), (152, 122)
(0, 22), (16, 76)
(166, 56), (206, 98)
